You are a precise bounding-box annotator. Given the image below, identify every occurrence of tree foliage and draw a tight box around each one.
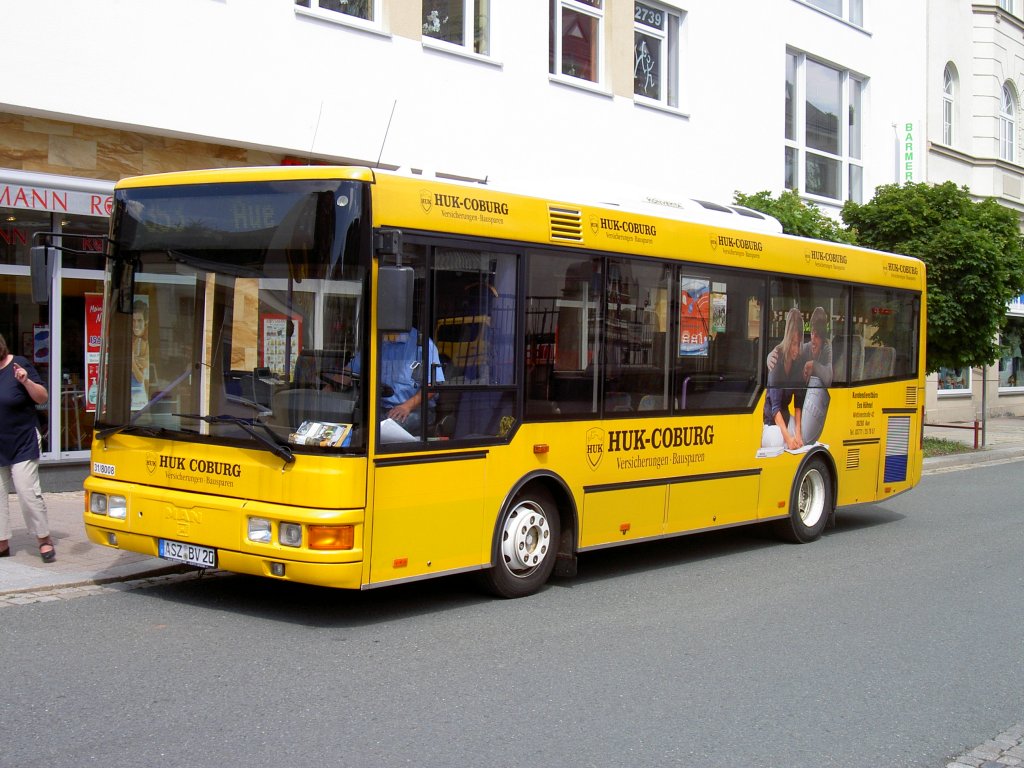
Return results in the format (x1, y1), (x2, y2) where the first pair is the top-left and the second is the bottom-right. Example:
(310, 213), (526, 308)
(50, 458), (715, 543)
(733, 189), (856, 244)
(842, 182), (1024, 372)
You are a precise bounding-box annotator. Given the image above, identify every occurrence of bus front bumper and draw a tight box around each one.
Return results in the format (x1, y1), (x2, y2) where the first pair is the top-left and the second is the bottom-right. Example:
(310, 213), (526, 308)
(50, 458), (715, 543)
(84, 521), (365, 590)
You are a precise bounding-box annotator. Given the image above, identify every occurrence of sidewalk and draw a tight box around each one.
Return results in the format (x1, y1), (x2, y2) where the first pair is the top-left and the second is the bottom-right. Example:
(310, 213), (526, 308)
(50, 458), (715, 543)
(3, 417), (1024, 598)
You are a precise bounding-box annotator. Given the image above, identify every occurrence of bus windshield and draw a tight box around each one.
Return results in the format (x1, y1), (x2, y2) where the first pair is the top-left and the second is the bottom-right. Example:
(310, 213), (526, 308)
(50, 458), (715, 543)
(96, 179), (370, 453)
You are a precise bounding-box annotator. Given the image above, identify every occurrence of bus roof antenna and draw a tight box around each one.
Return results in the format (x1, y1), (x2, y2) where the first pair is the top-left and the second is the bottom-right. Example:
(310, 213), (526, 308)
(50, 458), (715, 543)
(308, 100), (324, 164)
(376, 100), (397, 168)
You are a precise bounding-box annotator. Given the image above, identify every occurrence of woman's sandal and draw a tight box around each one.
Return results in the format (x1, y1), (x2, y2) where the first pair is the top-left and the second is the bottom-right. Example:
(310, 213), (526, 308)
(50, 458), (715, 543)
(38, 538), (56, 563)
(0, 545), (9, 558)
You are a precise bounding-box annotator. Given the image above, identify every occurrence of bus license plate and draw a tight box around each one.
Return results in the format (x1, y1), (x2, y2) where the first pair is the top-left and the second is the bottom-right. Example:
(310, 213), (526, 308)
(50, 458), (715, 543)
(159, 539), (217, 568)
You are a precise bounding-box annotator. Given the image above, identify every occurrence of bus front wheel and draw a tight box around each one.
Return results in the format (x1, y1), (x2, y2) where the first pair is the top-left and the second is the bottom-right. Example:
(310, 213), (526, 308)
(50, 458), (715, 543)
(484, 489), (560, 599)
(775, 456), (832, 543)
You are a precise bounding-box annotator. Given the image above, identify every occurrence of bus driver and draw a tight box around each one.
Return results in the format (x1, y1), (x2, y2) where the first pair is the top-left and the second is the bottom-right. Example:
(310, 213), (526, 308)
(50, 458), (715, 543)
(345, 328), (444, 438)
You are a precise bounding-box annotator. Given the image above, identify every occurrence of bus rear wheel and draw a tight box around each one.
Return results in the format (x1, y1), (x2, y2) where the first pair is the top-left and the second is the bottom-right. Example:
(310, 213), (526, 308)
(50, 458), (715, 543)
(775, 456), (832, 543)
(483, 489), (560, 599)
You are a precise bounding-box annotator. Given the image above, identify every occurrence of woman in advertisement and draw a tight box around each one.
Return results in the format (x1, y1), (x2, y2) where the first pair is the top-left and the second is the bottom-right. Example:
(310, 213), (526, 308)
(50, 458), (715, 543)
(762, 308), (807, 451)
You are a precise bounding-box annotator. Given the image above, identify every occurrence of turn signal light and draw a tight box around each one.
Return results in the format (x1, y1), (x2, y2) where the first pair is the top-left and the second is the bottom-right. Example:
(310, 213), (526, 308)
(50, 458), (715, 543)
(308, 525), (355, 550)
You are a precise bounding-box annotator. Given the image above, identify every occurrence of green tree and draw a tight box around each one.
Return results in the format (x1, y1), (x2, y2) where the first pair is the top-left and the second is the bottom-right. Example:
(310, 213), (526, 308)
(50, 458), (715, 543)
(842, 181), (1024, 372)
(733, 189), (856, 244)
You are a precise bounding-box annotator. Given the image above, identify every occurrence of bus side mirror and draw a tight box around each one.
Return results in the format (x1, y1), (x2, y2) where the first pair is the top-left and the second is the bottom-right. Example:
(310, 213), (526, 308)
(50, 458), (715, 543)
(30, 246), (53, 304)
(378, 265), (413, 332)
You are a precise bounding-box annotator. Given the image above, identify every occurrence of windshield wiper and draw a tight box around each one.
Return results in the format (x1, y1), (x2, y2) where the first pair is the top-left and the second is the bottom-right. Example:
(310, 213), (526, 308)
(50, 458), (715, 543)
(95, 423), (169, 440)
(173, 413), (294, 464)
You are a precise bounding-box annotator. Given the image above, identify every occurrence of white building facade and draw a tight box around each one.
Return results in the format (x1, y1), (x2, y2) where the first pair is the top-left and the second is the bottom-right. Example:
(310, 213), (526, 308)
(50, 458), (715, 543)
(1, 0), (936, 463)
(927, 0), (1024, 423)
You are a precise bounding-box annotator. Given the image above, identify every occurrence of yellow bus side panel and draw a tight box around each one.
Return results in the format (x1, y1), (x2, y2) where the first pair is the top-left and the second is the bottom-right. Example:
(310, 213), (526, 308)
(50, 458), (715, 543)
(580, 485), (667, 548)
(836, 443), (880, 506)
(369, 455), (486, 584)
(666, 472), (760, 533)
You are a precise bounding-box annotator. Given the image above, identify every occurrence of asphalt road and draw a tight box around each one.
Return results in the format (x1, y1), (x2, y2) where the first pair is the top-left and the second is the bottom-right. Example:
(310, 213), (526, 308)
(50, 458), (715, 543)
(2, 461), (1023, 768)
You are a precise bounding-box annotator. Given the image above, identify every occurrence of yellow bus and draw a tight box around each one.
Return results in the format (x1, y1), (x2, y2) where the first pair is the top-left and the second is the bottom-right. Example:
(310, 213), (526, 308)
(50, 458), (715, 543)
(83, 166), (925, 598)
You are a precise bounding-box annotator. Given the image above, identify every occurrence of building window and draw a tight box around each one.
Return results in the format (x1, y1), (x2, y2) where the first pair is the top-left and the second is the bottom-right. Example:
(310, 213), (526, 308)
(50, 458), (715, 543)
(999, 0), (1014, 13)
(942, 65), (956, 145)
(785, 51), (864, 202)
(1000, 83), (1016, 162)
(295, 0), (377, 24)
(802, 0), (864, 25)
(423, 1), (490, 55)
(633, 2), (683, 107)
(550, 0), (604, 84)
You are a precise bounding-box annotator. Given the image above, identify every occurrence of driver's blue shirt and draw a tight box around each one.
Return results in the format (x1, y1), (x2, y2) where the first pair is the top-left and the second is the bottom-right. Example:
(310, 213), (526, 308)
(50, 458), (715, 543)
(350, 329), (444, 408)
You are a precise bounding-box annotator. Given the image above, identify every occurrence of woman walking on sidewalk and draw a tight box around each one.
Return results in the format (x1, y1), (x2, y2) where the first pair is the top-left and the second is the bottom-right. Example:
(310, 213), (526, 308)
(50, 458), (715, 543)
(0, 333), (55, 562)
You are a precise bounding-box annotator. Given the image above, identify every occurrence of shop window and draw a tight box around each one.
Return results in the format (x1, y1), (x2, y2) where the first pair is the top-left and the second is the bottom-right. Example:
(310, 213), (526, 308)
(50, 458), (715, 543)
(423, 0), (490, 55)
(938, 366), (971, 394)
(59, 215), (107, 270)
(999, 317), (1024, 390)
(0, 208), (50, 267)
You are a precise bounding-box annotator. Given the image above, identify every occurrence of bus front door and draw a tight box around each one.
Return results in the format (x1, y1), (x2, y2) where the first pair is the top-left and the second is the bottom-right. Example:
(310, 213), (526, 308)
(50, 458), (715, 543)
(369, 454), (487, 585)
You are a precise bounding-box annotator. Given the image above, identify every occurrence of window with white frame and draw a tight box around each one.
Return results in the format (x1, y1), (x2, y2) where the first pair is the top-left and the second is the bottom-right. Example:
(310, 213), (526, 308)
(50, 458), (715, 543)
(785, 51), (865, 202)
(999, 0), (1014, 14)
(295, 0), (377, 24)
(942, 65), (956, 145)
(550, 0), (604, 84)
(1000, 83), (1016, 162)
(803, 0), (864, 25)
(423, 1), (490, 55)
(633, 1), (682, 107)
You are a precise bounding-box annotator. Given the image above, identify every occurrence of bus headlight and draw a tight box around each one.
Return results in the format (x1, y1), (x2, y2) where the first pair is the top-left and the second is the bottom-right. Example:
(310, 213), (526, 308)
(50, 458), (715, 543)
(279, 522), (302, 548)
(108, 495), (127, 520)
(90, 493), (108, 515)
(90, 493), (127, 519)
(248, 517), (272, 543)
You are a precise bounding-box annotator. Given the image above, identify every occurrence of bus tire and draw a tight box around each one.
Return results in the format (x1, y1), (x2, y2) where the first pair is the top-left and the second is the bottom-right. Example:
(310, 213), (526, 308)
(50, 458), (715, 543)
(483, 488), (560, 599)
(775, 456), (832, 543)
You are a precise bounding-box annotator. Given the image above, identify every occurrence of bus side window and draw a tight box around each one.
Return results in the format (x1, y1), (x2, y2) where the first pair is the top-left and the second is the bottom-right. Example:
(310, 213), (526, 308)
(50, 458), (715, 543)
(431, 246), (518, 440)
(525, 250), (599, 417)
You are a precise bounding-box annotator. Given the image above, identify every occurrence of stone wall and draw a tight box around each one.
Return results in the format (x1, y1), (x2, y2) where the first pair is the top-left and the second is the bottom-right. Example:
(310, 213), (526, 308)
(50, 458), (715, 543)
(0, 111), (283, 181)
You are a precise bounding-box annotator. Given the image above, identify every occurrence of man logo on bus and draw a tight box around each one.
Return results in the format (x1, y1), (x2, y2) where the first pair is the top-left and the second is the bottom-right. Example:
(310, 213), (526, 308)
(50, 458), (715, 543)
(709, 235), (719, 251)
(146, 453), (158, 474)
(420, 189), (433, 213)
(590, 216), (600, 235)
(586, 427), (605, 470)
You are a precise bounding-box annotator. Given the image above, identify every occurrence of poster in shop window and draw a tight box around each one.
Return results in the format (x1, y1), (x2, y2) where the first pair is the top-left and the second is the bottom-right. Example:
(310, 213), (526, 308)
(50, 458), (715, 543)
(84, 293), (103, 412)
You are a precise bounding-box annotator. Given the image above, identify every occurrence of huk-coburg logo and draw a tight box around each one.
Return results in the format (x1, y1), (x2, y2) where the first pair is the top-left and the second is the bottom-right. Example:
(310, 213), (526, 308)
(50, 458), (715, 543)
(586, 427), (605, 470)
(146, 453), (158, 474)
(419, 189), (433, 213)
(590, 216), (600, 234)
(709, 235), (719, 251)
